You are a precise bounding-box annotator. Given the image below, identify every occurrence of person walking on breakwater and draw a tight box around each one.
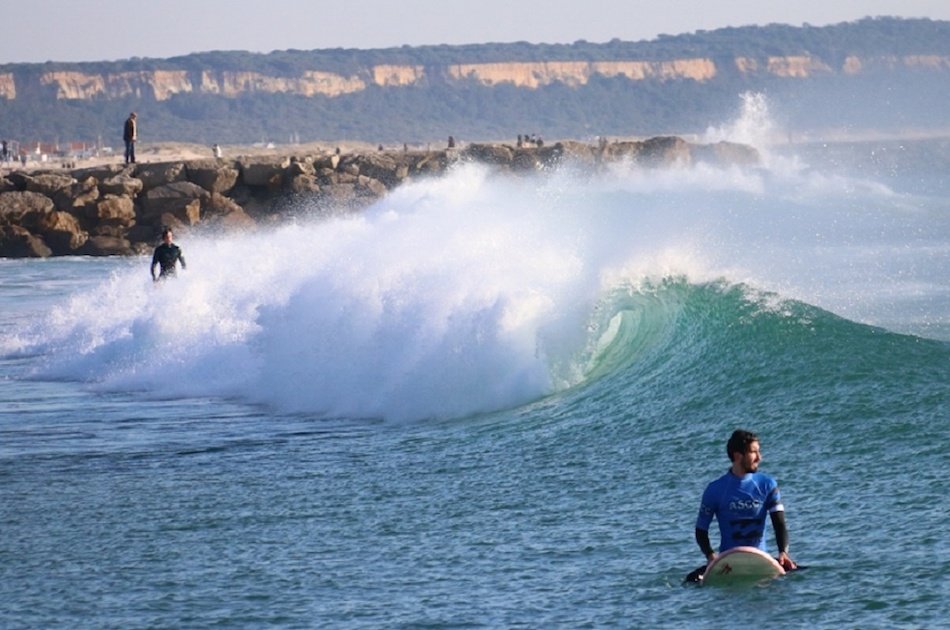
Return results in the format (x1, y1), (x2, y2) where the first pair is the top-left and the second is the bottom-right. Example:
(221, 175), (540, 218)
(123, 112), (137, 164)
(689, 429), (797, 581)
(151, 227), (186, 282)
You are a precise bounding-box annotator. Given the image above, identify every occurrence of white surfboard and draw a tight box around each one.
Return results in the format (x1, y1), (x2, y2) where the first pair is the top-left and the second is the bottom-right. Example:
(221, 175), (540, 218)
(702, 546), (786, 585)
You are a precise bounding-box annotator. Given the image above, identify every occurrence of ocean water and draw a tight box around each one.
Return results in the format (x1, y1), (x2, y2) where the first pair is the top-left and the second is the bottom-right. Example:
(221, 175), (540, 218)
(2, 100), (949, 628)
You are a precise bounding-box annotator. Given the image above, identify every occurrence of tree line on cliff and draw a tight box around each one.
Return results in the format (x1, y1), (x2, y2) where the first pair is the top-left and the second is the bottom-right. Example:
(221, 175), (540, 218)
(1, 17), (949, 145)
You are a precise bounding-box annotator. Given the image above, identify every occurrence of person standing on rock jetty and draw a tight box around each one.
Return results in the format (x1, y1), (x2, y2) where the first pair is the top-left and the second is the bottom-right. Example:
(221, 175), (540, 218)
(151, 227), (186, 282)
(123, 112), (137, 165)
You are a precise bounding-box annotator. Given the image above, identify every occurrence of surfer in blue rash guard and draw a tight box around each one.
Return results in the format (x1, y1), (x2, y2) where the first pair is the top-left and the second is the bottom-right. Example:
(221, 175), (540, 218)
(686, 429), (797, 582)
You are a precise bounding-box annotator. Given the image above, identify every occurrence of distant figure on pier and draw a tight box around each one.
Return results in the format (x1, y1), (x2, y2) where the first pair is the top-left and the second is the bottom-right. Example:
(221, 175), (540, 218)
(212, 143), (223, 158)
(123, 112), (137, 165)
(151, 227), (186, 282)
(447, 135), (456, 149)
(1, 140), (8, 162)
(522, 133), (543, 148)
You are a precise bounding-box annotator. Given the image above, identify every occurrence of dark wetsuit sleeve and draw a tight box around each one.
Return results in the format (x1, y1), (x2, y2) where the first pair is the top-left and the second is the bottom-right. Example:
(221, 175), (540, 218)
(769, 510), (790, 553)
(695, 528), (715, 557)
(179, 250), (186, 269)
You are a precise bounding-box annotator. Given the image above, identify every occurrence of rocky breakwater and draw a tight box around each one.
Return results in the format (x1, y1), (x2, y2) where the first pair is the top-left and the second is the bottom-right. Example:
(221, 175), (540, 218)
(0, 136), (758, 258)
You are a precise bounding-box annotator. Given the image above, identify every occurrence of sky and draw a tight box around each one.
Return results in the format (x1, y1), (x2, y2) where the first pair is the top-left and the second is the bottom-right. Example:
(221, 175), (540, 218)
(3, 0), (950, 64)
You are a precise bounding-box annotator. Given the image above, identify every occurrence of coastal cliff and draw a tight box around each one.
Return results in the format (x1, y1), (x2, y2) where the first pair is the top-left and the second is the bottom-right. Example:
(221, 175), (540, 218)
(0, 137), (758, 258)
(8, 54), (950, 102)
(2, 18), (948, 145)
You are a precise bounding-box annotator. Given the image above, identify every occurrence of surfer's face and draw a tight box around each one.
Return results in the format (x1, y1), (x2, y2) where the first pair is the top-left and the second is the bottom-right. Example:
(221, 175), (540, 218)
(737, 441), (762, 473)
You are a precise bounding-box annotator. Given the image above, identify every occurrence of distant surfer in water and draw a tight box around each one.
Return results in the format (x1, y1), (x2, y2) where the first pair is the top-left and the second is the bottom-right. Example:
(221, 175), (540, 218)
(151, 227), (186, 282)
(686, 429), (797, 582)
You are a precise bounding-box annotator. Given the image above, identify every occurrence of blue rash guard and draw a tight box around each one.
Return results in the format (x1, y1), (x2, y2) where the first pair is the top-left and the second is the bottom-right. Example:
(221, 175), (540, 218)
(695, 470), (784, 552)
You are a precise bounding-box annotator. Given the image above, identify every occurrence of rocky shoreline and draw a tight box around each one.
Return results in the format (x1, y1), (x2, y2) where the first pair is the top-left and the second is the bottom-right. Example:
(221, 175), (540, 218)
(0, 136), (758, 258)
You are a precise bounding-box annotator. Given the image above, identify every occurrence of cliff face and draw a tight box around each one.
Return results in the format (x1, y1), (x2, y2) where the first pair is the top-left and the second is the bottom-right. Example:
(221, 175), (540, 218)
(447, 58), (718, 87)
(7, 53), (949, 102)
(0, 72), (15, 99)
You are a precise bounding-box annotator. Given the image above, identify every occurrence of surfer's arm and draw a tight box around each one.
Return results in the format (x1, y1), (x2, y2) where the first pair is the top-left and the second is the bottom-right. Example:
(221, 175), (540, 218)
(769, 510), (797, 569)
(178, 252), (186, 270)
(695, 486), (718, 561)
(695, 528), (716, 561)
(150, 253), (159, 280)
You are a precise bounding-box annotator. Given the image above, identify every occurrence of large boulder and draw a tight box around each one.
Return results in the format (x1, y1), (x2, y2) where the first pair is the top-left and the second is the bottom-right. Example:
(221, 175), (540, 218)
(410, 151), (451, 175)
(356, 175), (388, 197)
(52, 176), (99, 213)
(100, 173), (144, 197)
(201, 194), (256, 231)
(0, 191), (55, 227)
(314, 154), (340, 170)
(288, 174), (322, 194)
(134, 162), (186, 189)
(461, 144), (514, 166)
(186, 159), (240, 194)
(603, 141), (643, 161)
(544, 141), (597, 167)
(71, 164), (126, 182)
(3, 171), (31, 191)
(344, 153), (403, 187)
(239, 156), (291, 188)
(22, 172), (98, 216)
(602, 137), (692, 166)
(0, 224), (52, 258)
(202, 192), (245, 218)
(286, 158), (316, 178)
(24, 173), (75, 198)
(635, 136), (692, 166)
(34, 211), (88, 253)
(87, 195), (136, 227)
(140, 182), (208, 225)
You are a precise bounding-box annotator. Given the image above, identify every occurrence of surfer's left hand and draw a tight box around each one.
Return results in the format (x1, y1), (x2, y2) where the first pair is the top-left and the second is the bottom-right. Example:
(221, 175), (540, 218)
(777, 552), (797, 570)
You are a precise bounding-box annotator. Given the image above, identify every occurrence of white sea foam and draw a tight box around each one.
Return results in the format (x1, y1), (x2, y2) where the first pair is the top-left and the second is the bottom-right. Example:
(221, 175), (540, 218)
(703, 91), (778, 149)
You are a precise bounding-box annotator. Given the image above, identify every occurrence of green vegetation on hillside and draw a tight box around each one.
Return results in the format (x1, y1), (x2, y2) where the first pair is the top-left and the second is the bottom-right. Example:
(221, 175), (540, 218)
(1, 17), (948, 146)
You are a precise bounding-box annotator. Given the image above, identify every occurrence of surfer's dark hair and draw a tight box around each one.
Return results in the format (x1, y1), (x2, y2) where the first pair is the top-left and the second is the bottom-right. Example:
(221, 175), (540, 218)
(727, 429), (759, 460)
